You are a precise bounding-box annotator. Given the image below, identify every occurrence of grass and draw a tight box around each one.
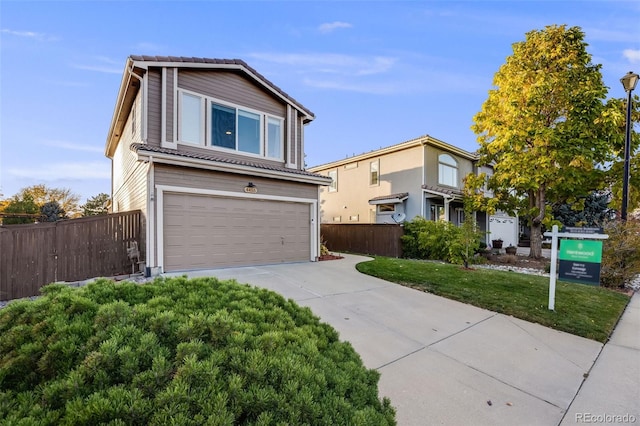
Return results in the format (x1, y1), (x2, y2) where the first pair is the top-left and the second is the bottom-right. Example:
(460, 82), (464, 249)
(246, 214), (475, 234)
(356, 257), (630, 343)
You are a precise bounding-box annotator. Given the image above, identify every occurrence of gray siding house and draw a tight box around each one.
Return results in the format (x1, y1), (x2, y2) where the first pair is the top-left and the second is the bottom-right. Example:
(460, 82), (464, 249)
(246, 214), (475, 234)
(105, 56), (330, 274)
(309, 135), (519, 247)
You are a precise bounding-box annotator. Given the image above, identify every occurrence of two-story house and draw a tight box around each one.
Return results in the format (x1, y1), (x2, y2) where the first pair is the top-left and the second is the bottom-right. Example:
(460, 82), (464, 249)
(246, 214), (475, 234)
(308, 135), (518, 246)
(105, 56), (331, 274)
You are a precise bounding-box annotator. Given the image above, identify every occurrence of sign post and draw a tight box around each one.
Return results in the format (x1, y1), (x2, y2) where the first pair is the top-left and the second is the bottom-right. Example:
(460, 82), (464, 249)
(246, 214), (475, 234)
(543, 225), (608, 311)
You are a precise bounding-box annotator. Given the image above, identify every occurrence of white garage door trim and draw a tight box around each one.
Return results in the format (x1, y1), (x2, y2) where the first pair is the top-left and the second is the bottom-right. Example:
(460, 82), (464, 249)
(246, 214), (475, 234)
(155, 184), (319, 272)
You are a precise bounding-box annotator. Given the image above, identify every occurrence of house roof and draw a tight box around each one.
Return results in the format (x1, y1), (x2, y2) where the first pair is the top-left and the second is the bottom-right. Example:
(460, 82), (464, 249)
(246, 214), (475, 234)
(130, 143), (332, 185)
(368, 193), (410, 205)
(422, 185), (463, 199)
(308, 134), (478, 172)
(129, 55), (315, 119)
(106, 55), (314, 157)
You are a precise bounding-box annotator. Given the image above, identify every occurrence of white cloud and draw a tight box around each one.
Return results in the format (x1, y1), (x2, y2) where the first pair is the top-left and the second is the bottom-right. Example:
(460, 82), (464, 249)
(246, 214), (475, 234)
(71, 56), (122, 74)
(303, 78), (398, 95)
(247, 52), (396, 76)
(43, 140), (103, 153)
(318, 21), (353, 34)
(623, 49), (640, 64)
(1, 28), (57, 41)
(8, 162), (110, 180)
(133, 42), (165, 52)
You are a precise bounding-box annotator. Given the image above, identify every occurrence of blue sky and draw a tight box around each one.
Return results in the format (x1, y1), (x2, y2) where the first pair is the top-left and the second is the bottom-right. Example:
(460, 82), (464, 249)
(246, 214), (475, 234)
(1, 0), (639, 204)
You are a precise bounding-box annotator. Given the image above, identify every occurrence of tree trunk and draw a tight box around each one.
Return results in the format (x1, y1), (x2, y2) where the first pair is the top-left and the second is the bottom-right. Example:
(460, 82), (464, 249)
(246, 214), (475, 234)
(528, 187), (546, 259)
(529, 222), (543, 259)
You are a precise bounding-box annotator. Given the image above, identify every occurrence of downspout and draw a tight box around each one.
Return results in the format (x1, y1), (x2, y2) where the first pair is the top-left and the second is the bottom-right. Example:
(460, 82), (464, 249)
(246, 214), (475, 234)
(146, 155), (155, 276)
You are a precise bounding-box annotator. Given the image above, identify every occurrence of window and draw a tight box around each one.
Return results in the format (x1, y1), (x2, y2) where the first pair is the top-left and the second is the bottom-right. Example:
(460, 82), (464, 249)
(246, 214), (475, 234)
(267, 117), (283, 158)
(178, 90), (283, 160)
(333, 216), (342, 222)
(370, 160), (379, 185)
(180, 92), (204, 144)
(456, 208), (465, 225)
(328, 170), (338, 192)
(212, 103), (263, 155)
(438, 154), (458, 187)
(378, 204), (395, 213)
(349, 214), (359, 222)
(430, 205), (446, 221)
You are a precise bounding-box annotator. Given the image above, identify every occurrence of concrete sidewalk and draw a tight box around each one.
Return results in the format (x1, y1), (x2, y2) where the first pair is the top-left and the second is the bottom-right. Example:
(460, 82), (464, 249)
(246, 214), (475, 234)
(561, 292), (639, 425)
(165, 254), (637, 425)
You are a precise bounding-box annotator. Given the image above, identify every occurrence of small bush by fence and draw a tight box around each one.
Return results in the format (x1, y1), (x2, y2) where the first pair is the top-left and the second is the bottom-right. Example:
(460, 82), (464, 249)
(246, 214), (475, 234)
(0, 210), (141, 301)
(321, 224), (403, 258)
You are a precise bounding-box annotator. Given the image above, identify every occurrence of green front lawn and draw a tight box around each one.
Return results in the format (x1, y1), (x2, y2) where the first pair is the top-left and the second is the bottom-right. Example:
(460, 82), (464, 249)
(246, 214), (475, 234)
(356, 257), (630, 343)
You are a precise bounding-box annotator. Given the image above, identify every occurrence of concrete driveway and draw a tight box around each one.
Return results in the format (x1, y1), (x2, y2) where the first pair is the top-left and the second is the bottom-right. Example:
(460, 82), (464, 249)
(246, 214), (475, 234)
(165, 254), (610, 425)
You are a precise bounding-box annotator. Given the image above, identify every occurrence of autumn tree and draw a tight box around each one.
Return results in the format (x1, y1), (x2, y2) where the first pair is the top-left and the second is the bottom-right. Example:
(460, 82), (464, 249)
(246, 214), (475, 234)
(472, 25), (614, 259)
(12, 184), (81, 217)
(81, 193), (110, 216)
(1, 195), (39, 225)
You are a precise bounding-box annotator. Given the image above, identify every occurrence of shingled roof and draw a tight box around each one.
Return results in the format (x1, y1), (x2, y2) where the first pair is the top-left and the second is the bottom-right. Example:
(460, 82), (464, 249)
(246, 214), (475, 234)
(130, 143), (330, 183)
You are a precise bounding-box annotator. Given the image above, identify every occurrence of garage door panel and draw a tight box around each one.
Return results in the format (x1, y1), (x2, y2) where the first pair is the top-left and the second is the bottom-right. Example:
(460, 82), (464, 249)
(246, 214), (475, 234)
(163, 193), (311, 271)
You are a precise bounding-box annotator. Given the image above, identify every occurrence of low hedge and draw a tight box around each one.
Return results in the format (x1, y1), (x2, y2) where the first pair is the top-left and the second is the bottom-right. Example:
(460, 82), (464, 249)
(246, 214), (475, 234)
(0, 277), (395, 425)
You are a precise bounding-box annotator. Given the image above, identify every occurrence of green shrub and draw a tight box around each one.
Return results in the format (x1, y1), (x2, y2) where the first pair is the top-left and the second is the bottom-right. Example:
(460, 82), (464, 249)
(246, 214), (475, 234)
(401, 217), (482, 266)
(600, 219), (640, 288)
(0, 277), (396, 425)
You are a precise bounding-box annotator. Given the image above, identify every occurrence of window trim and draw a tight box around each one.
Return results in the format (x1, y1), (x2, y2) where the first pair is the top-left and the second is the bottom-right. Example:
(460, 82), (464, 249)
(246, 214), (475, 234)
(177, 89), (284, 161)
(178, 90), (205, 146)
(369, 160), (380, 186)
(377, 203), (396, 213)
(328, 170), (338, 192)
(438, 153), (458, 188)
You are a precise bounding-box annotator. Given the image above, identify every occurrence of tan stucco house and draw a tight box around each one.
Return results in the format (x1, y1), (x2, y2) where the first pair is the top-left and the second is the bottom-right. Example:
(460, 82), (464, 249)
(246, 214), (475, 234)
(308, 135), (519, 247)
(105, 56), (331, 274)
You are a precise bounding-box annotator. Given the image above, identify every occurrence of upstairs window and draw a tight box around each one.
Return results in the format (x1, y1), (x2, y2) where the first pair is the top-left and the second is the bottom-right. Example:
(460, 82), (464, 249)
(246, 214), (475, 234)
(328, 170), (338, 192)
(370, 160), (379, 186)
(179, 92), (204, 145)
(178, 90), (283, 160)
(438, 154), (458, 187)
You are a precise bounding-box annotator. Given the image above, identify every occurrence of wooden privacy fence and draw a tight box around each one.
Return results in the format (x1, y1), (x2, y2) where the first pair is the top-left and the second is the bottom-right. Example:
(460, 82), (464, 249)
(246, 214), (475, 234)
(0, 210), (141, 301)
(321, 224), (404, 258)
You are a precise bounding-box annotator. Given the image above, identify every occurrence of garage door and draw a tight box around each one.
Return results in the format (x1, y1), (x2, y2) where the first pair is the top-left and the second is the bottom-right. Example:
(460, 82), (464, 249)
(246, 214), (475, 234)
(163, 193), (311, 271)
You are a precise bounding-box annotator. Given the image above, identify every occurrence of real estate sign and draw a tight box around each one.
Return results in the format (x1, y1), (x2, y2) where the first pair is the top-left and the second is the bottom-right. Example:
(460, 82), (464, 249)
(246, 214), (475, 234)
(558, 239), (603, 285)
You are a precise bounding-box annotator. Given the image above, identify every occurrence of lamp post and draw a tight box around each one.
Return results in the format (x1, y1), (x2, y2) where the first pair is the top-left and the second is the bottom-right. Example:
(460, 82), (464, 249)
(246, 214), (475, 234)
(620, 71), (639, 221)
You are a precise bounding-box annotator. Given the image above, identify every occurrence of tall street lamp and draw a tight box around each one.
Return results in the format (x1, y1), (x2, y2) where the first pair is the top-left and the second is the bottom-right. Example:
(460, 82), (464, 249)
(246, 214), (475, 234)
(620, 71), (639, 221)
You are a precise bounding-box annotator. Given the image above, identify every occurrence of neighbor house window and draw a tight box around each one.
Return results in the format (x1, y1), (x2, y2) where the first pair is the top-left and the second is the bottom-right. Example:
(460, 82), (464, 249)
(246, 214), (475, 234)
(179, 92), (204, 145)
(378, 204), (395, 213)
(178, 90), (283, 160)
(370, 160), (379, 185)
(438, 154), (458, 187)
(349, 214), (359, 221)
(431, 205), (446, 221)
(328, 170), (338, 192)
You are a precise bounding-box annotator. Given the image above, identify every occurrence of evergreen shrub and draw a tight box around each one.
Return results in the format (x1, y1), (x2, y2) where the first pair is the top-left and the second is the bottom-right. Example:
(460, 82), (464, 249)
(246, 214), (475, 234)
(0, 277), (396, 425)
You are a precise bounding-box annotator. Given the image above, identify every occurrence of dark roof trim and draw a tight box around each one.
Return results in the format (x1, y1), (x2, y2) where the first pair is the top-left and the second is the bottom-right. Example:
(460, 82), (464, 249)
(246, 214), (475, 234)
(130, 143), (332, 185)
(129, 55), (314, 119)
(368, 192), (409, 205)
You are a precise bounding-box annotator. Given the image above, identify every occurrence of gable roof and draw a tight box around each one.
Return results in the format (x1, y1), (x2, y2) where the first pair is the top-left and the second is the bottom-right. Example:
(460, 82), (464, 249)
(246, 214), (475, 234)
(106, 55), (314, 157)
(130, 143), (331, 186)
(308, 134), (478, 171)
